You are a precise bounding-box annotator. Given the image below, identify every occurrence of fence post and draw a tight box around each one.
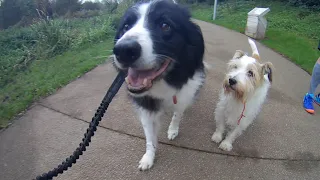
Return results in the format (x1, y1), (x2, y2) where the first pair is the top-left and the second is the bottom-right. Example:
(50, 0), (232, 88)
(213, 0), (218, 20)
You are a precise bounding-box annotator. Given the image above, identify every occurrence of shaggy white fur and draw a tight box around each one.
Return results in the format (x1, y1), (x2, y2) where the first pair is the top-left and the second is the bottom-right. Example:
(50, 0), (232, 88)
(211, 38), (274, 151)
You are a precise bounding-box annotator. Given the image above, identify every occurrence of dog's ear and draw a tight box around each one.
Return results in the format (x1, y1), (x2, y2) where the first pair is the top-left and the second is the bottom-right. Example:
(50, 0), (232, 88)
(261, 62), (274, 83)
(233, 50), (245, 59)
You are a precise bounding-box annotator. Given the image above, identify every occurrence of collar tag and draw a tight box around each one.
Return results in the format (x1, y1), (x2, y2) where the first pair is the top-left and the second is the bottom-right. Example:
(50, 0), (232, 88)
(173, 95), (177, 104)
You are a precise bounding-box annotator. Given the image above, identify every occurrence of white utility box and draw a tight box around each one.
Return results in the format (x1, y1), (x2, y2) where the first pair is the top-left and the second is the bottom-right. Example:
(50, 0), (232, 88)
(245, 7), (270, 40)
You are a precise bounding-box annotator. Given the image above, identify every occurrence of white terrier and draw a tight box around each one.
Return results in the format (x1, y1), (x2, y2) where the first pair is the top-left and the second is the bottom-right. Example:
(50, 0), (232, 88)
(211, 38), (274, 151)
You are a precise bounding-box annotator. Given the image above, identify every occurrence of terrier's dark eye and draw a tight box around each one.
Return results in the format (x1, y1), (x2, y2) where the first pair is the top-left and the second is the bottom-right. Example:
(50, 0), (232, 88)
(247, 70), (254, 77)
(160, 23), (171, 32)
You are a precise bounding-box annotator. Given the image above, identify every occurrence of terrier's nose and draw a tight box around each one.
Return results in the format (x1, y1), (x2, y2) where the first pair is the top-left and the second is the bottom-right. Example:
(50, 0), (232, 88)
(229, 78), (237, 86)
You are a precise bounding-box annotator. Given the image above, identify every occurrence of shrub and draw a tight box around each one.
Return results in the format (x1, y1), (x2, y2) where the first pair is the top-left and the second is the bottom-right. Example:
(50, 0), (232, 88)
(52, 0), (82, 16)
(0, 12), (118, 88)
(71, 10), (102, 19)
(31, 19), (74, 58)
(0, 27), (37, 86)
(288, 0), (320, 9)
(71, 15), (115, 47)
(82, 2), (102, 11)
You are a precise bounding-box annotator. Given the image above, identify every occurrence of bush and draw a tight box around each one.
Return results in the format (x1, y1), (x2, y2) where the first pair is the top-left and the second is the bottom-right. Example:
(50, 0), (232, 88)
(0, 0), (136, 127)
(71, 10), (102, 19)
(0, 11), (119, 88)
(31, 19), (74, 58)
(0, 0), (131, 87)
(82, 2), (102, 11)
(0, 27), (37, 86)
(52, 0), (82, 16)
(288, 0), (320, 9)
(71, 15), (115, 47)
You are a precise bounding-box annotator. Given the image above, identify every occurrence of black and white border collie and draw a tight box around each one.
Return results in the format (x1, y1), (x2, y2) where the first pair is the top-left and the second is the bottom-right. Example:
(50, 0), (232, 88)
(112, 0), (205, 170)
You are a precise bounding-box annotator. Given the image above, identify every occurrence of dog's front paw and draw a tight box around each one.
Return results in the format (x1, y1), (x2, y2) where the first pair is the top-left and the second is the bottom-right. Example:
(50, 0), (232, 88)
(219, 140), (233, 151)
(167, 127), (179, 140)
(138, 153), (154, 171)
(211, 132), (223, 143)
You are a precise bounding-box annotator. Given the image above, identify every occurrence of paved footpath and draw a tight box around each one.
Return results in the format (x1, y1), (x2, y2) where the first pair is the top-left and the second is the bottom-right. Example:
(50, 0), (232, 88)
(1, 20), (320, 180)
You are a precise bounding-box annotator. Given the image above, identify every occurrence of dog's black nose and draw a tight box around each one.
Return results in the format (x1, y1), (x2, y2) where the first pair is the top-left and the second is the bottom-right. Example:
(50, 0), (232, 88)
(113, 39), (141, 66)
(229, 78), (237, 86)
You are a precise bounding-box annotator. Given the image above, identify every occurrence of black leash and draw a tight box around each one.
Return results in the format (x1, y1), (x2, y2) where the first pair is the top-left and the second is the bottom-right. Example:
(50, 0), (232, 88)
(34, 71), (126, 180)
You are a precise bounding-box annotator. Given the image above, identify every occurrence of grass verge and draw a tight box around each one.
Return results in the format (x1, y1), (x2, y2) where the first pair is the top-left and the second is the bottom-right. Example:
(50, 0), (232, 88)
(0, 40), (113, 128)
(0, 0), (136, 128)
(191, 0), (320, 73)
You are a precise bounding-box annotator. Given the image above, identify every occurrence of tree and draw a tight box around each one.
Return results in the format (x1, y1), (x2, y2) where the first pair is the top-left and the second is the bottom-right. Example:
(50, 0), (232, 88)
(52, 0), (81, 16)
(0, 0), (43, 29)
(35, 0), (53, 19)
(0, 0), (23, 29)
(289, 0), (320, 9)
(82, 1), (102, 10)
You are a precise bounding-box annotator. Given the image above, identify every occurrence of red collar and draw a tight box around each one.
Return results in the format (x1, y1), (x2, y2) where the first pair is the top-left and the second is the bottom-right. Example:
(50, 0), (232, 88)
(173, 95), (177, 104)
(237, 102), (246, 125)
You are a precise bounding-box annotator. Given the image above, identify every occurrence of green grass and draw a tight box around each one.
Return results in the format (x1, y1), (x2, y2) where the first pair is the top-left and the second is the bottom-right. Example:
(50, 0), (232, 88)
(0, 0), (135, 128)
(0, 40), (114, 128)
(0, 16), (116, 128)
(191, 0), (320, 73)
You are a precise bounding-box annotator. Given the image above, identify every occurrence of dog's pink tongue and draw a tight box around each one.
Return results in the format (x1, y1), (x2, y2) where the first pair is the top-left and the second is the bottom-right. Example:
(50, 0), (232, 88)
(127, 68), (154, 87)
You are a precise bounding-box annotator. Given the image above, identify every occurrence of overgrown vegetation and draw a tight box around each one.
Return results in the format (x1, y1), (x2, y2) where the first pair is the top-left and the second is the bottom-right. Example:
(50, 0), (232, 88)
(190, 0), (320, 73)
(0, 0), (136, 128)
(0, 0), (120, 29)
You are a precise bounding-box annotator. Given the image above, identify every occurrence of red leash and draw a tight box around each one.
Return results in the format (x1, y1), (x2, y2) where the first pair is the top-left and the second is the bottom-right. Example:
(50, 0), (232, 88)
(237, 102), (246, 125)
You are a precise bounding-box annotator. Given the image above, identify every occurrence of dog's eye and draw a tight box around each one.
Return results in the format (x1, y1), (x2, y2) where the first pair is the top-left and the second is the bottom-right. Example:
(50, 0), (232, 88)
(123, 24), (130, 32)
(160, 23), (171, 32)
(247, 70), (254, 77)
(233, 65), (237, 69)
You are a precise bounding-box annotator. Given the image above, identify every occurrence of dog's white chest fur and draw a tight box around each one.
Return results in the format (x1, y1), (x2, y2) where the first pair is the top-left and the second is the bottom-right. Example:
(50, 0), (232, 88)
(149, 70), (205, 110)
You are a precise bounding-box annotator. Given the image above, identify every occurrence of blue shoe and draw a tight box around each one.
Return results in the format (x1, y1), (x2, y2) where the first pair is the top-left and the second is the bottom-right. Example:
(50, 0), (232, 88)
(315, 93), (320, 106)
(303, 93), (315, 114)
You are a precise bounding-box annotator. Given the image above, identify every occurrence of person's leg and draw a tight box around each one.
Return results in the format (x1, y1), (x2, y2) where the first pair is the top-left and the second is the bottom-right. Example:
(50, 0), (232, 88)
(313, 57), (320, 106)
(309, 58), (320, 94)
(304, 57), (320, 114)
